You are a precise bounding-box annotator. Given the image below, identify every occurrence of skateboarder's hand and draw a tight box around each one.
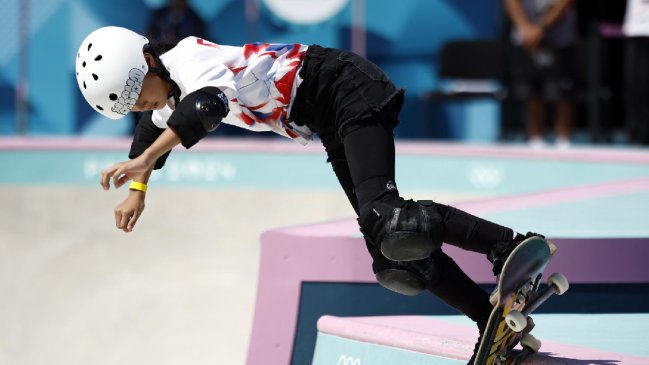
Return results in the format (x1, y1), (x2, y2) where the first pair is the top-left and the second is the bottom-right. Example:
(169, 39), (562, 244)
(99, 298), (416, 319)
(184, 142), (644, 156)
(100, 155), (154, 190)
(114, 191), (146, 233)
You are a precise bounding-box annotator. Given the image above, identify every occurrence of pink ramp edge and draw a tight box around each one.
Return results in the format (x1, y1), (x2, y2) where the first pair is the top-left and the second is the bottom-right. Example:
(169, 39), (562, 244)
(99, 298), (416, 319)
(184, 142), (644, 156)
(316, 315), (649, 364)
(246, 230), (375, 365)
(453, 177), (649, 216)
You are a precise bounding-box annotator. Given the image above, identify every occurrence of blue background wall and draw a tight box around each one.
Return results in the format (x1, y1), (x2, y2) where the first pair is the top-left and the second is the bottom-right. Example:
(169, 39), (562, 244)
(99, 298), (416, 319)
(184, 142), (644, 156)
(0, 0), (502, 138)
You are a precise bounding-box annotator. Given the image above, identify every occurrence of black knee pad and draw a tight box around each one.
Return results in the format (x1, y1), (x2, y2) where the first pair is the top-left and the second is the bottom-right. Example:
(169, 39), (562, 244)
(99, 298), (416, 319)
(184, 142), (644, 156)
(376, 268), (426, 296)
(360, 197), (444, 261)
(374, 252), (447, 296)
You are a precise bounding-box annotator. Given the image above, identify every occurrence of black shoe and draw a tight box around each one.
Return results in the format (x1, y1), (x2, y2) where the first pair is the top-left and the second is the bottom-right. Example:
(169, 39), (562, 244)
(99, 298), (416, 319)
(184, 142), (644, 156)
(488, 232), (545, 276)
(467, 317), (535, 365)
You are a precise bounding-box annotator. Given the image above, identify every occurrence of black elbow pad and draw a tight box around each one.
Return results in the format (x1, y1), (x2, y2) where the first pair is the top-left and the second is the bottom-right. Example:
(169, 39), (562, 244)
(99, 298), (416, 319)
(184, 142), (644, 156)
(167, 87), (229, 149)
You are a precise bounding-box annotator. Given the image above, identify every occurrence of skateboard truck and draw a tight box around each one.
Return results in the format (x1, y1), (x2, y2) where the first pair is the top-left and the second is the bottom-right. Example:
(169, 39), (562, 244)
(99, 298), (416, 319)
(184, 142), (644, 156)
(505, 273), (570, 332)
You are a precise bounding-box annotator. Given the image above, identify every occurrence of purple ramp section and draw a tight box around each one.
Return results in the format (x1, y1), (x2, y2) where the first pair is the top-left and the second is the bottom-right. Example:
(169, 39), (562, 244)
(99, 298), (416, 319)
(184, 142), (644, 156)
(245, 218), (649, 365)
(246, 222), (373, 365)
(316, 315), (649, 364)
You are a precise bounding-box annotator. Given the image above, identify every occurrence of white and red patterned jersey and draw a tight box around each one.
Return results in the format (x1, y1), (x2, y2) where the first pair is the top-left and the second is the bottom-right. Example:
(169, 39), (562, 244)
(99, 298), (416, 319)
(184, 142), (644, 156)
(624, 0), (649, 36)
(152, 37), (313, 144)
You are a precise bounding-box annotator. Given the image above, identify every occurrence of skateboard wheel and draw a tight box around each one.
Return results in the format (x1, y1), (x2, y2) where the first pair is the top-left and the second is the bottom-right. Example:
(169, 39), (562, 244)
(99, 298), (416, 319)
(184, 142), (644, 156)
(505, 310), (527, 332)
(548, 272), (569, 295)
(521, 333), (542, 352)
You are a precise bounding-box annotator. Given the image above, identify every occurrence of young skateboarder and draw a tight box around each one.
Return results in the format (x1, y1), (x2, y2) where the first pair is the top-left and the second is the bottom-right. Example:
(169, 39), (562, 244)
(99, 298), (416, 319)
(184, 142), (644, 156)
(77, 26), (542, 363)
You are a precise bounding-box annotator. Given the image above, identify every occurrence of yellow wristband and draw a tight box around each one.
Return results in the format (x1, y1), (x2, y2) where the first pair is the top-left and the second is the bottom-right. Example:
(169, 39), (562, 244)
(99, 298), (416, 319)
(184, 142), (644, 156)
(129, 181), (148, 192)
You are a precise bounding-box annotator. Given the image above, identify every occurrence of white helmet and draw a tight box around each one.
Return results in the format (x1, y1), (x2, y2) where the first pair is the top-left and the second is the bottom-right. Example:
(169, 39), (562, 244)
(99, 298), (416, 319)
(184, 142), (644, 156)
(75, 26), (149, 120)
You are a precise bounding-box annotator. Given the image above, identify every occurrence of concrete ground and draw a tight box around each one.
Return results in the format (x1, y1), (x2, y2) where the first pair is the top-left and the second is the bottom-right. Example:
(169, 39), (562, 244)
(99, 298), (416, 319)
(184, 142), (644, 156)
(0, 187), (354, 365)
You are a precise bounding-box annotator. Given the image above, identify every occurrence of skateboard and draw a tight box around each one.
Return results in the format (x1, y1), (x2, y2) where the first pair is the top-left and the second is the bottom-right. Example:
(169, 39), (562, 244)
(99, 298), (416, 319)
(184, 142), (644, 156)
(473, 236), (569, 365)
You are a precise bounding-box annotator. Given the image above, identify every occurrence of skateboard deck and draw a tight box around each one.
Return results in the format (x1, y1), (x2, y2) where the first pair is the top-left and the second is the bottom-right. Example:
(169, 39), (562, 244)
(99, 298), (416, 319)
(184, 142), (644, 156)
(473, 236), (554, 365)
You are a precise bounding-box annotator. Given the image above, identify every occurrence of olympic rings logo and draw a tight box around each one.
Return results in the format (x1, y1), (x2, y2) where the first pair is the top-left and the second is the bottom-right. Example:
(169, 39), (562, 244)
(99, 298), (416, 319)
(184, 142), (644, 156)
(337, 355), (361, 365)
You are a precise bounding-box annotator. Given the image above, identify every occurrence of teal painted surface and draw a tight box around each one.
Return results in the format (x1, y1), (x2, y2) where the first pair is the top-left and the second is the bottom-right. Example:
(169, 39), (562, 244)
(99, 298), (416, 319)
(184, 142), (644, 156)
(396, 155), (649, 196)
(0, 150), (337, 189)
(430, 314), (649, 358)
(2, 150), (648, 195)
(482, 190), (649, 238)
(312, 332), (464, 365)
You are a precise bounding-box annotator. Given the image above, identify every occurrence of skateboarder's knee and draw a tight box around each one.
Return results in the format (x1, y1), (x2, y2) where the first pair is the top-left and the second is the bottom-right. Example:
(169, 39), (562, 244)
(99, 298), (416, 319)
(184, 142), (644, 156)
(375, 266), (428, 296)
(374, 253), (446, 296)
(359, 197), (444, 262)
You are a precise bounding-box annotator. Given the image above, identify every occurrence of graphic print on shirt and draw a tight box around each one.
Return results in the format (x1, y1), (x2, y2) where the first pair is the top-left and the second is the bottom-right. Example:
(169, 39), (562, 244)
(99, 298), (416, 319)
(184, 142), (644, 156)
(197, 39), (307, 140)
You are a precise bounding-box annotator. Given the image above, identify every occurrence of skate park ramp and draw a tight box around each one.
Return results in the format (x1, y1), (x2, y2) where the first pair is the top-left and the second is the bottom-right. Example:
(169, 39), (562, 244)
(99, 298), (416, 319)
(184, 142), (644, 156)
(245, 142), (649, 364)
(1, 138), (649, 365)
(249, 218), (649, 365)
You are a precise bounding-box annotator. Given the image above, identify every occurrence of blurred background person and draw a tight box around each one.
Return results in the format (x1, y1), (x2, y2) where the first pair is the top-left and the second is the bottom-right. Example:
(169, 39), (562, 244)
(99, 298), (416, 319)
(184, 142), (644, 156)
(146, 0), (205, 44)
(132, 0), (205, 133)
(504, 0), (578, 149)
(623, 0), (649, 145)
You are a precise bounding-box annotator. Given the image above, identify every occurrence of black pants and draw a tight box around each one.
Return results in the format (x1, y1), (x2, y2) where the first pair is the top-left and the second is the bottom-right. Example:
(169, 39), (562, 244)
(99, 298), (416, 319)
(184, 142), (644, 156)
(509, 45), (576, 102)
(323, 119), (518, 327)
(320, 122), (515, 264)
(625, 37), (649, 145)
(290, 45), (518, 326)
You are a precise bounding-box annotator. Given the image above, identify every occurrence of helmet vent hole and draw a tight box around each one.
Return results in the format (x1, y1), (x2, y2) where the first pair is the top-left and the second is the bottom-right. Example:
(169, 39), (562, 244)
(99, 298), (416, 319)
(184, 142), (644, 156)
(96, 105), (103, 111)
(83, 81), (86, 89)
(82, 61), (86, 67)
(109, 93), (117, 101)
(88, 43), (92, 51)
(92, 73), (98, 81)
(95, 55), (102, 61)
